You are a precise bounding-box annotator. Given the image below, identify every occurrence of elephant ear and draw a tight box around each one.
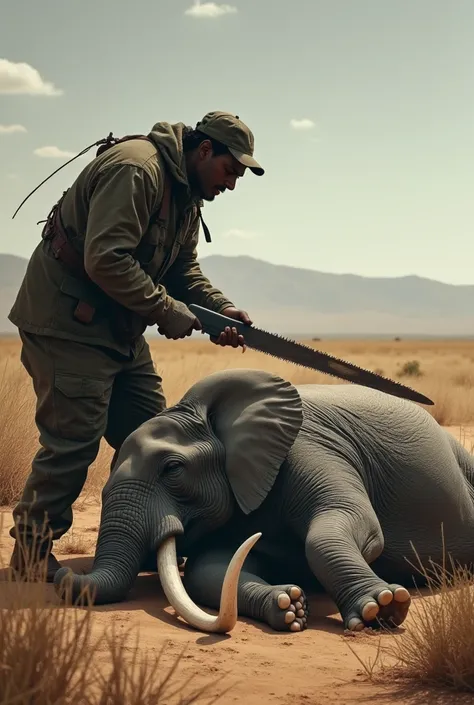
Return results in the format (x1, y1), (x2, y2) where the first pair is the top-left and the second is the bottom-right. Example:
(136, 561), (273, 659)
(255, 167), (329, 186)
(183, 369), (303, 514)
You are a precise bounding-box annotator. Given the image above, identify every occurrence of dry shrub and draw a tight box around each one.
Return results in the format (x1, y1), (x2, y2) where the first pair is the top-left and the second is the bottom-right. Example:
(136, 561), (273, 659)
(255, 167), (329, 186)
(55, 528), (95, 556)
(385, 538), (474, 693)
(397, 360), (423, 378)
(346, 531), (474, 694)
(0, 518), (229, 705)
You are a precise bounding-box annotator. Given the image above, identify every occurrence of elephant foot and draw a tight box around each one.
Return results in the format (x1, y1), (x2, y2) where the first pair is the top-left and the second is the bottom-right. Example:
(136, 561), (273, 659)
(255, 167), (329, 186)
(345, 584), (411, 632)
(263, 585), (309, 632)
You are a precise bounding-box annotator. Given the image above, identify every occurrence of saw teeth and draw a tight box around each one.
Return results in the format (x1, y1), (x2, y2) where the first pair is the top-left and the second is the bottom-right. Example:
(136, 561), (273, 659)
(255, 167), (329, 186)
(187, 305), (433, 407)
(246, 328), (433, 406)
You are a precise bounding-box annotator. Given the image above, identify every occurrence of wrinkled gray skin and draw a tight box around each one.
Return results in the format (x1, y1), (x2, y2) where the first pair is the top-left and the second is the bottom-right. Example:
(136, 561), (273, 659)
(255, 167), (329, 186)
(54, 369), (474, 633)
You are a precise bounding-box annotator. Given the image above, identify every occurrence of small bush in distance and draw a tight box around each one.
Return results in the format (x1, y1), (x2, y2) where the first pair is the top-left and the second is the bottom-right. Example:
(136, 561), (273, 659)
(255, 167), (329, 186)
(398, 360), (422, 377)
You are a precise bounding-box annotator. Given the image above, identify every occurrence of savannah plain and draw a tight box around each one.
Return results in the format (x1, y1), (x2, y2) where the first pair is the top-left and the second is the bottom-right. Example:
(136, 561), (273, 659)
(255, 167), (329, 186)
(1, 334), (474, 704)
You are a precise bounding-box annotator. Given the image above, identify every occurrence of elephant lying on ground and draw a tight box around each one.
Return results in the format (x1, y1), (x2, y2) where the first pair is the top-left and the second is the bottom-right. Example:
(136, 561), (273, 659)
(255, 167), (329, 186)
(54, 368), (474, 634)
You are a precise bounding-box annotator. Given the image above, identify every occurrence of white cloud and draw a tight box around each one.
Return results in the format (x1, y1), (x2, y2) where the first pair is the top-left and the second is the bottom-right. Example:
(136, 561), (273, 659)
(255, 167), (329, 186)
(223, 228), (258, 240)
(0, 124), (27, 134)
(34, 146), (82, 159)
(0, 59), (62, 96)
(184, 2), (237, 18)
(290, 118), (315, 130)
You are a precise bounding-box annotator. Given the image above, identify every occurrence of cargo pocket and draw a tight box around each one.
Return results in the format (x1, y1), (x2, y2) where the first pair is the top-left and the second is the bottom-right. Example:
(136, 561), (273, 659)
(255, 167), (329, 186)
(53, 372), (111, 442)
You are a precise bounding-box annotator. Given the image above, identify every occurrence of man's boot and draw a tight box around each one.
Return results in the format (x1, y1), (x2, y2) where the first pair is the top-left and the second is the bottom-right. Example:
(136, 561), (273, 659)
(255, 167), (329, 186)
(9, 539), (62, 583)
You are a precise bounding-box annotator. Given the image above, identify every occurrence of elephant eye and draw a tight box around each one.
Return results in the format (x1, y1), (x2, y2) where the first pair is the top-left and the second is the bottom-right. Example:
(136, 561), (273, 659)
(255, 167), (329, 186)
(163, 460), (182, 474)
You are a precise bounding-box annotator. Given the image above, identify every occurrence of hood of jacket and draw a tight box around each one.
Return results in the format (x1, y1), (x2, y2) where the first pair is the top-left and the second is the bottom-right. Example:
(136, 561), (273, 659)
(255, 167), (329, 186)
(147, 120), (212, 240)
(147, 121), (192, 191)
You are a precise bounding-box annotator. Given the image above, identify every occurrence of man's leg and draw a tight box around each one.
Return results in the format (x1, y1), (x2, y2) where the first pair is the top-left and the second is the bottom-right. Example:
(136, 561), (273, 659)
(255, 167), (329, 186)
(10, 331), (119, 580)
(105, 338), (167, 469)
(104, 338), (167, 571)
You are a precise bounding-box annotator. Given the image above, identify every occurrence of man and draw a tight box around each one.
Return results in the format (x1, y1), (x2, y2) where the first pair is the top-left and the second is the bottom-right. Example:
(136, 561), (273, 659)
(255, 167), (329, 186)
(8, 110), (264, 580)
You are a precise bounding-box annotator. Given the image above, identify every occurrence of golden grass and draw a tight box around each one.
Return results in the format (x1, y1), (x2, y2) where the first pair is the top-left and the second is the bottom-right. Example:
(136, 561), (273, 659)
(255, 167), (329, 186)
(0, 517), (228, 705)
(0, 335), (473, 508)
(0, 351), (38, 507)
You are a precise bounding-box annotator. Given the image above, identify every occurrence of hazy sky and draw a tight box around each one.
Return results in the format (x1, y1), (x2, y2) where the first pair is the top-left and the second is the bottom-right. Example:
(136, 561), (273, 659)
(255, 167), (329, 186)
(1, 0), (473, 284)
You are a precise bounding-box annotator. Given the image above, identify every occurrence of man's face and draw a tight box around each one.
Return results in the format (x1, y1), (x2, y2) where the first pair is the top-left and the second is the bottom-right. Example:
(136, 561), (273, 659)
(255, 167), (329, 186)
(191, 140), (246, 201)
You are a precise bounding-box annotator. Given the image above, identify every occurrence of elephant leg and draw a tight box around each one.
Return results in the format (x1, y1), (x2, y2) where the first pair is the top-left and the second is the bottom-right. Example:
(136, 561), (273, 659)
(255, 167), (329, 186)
(305, 505), (411, 631)
(182, 548), (309, 632)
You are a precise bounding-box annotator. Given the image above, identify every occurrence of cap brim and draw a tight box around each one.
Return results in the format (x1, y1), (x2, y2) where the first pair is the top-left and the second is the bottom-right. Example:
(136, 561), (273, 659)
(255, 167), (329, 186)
(229, 148), (265, 176)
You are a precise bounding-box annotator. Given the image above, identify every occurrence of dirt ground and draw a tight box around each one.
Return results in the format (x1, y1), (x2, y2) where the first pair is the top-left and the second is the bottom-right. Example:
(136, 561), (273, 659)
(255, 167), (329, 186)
(1, 425), (474, 705)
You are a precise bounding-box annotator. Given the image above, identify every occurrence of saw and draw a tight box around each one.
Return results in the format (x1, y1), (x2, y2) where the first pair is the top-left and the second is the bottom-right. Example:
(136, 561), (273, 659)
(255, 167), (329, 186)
(188, 304), (434, 406)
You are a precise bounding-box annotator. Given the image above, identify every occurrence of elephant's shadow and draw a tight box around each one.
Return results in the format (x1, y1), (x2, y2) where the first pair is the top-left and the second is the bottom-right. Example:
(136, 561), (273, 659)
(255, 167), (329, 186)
(0, 555), (415, 641)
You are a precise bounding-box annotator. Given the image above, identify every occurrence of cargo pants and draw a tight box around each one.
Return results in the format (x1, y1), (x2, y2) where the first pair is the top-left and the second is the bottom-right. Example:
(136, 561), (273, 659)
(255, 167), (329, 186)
(10, 329), (166, 543)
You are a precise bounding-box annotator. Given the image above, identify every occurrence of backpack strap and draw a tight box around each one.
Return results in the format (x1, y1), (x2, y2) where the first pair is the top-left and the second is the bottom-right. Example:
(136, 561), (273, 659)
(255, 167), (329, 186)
(95, 132), (150, 156)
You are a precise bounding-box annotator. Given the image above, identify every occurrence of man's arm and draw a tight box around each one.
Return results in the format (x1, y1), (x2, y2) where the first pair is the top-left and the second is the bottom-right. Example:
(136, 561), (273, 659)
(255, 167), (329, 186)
(161, 211), (235, 313)
(83, 163), (197, 336)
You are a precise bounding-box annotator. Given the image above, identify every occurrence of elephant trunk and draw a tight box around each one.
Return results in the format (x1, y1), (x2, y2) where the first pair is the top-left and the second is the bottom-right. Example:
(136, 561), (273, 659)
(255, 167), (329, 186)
(54, 522), (146, 604)
(53, 487), (182, 605)
(157, 532), (262, 633)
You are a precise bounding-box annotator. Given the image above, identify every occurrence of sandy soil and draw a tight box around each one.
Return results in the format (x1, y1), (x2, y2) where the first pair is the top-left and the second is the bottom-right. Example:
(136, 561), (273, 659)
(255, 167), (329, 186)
(1, 425), (473, 705)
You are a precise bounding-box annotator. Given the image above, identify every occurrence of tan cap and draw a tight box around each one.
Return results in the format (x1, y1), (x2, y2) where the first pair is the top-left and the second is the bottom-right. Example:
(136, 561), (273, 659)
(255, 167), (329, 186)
(196, 111), (264, 176)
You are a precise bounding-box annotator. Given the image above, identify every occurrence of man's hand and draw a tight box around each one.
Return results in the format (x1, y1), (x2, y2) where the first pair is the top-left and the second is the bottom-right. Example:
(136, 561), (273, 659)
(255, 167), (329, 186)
(211, 306), (252, 351)
(158, 316), (202, 340)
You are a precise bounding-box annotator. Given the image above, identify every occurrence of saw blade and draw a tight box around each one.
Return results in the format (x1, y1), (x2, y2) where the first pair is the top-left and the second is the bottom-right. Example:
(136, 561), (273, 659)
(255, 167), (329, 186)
(188, 304), (434, 406)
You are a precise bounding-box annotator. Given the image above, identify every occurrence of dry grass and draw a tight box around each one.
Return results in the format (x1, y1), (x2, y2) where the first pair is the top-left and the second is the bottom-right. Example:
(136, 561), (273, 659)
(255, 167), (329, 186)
(0, 517), (228, 705)
(0, 335), (473, 509)
(55, 528), (95, 556)
(345, 532), (474, 695)
(1, 334), (474, 697)
(0, 350), (38, 507)
(388, 561), (474, 691)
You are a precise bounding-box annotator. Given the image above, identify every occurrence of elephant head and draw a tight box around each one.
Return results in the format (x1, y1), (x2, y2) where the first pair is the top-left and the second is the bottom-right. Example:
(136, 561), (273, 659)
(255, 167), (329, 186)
(54, 368), (303, 631)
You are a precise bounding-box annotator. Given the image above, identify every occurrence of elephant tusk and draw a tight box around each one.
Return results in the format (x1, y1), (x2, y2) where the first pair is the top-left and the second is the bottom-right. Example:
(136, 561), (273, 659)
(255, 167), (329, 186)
(157, 532), (262, 634)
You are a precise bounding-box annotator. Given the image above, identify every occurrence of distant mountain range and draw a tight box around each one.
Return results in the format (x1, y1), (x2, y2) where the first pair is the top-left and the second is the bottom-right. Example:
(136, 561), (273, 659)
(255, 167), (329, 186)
(1, 253), (473, 337)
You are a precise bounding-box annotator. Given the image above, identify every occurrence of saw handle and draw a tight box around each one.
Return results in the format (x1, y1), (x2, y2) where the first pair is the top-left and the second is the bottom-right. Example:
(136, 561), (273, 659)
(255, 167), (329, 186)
(188, 304), (250, 338)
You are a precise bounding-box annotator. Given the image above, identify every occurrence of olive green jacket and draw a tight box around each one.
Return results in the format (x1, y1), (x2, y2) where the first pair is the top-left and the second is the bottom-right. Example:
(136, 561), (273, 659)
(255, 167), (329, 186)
(9, 121), (234, 355)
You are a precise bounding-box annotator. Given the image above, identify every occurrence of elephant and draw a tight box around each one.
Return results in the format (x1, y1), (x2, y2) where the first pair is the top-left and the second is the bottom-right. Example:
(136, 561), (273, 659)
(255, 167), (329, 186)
(54, 368), (474, 635)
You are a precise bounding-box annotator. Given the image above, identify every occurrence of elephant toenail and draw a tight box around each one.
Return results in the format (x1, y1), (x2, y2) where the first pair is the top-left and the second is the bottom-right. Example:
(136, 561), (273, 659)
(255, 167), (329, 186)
(394, 587), (410, 602)
(362, 601), (379, 621)
(377, 589), (393, 606)
(278, 593), (291, 609)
